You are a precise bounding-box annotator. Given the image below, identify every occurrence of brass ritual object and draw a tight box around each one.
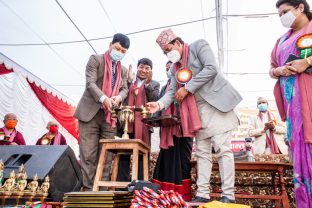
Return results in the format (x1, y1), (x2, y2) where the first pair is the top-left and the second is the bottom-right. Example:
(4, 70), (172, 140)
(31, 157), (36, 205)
(0, 170), (16, 196)
(24, 174), (39, 197)
(112, 105), (135, 140)
(0, 160), (3, 186)
(36, 176), (50, 197)
(111, 105), (151, 139)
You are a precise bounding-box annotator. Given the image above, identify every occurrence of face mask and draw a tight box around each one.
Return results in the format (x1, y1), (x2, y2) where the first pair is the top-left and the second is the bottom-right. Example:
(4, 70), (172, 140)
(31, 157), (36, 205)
(258, 103), (268, 112)
(110, 49), (125, 61)
(166, 50), (181, 63)
(280, 8), (297, 28)
(166, 70), (172, 79)
(5, 120), (17, 129)
(49, 126), (58, 134)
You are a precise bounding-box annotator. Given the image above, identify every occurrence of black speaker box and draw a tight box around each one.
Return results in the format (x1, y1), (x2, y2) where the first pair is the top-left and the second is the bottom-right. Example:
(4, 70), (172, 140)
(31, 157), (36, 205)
(0, 145), (82, 201)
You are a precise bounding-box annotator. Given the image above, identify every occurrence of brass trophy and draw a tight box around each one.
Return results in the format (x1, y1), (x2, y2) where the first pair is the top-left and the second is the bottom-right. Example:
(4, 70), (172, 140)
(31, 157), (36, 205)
(111, 105), (150, 139)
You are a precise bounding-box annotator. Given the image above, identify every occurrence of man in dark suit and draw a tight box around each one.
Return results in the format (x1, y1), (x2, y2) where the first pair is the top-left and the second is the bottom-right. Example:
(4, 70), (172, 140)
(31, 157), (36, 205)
(74, 33), (130, 191)
(117, 58), (160, 181)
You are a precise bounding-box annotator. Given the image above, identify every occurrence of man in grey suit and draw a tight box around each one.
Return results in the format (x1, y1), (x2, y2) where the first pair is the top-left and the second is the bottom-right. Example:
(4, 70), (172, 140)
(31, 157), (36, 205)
(74, 33), (130, 191)
(147, 29), (242, 203)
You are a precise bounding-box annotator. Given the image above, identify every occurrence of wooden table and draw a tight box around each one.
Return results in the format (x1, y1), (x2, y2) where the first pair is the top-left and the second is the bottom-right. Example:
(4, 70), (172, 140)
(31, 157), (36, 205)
(192, 161), (293, 208)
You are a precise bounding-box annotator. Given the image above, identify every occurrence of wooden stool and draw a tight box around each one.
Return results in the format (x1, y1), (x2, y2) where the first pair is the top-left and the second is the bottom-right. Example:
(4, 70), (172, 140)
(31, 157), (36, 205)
(93, 139), (150, 191)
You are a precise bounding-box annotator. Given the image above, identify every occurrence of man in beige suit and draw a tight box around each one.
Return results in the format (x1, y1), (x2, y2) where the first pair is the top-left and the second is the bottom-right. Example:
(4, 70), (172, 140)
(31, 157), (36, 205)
(248, 97), (288, 155)
(74, 33), (130, 191)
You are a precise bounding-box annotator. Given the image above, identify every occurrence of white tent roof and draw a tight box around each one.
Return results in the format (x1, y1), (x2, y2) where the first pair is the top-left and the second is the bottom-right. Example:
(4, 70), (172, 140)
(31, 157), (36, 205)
(0, 0), (309, 107)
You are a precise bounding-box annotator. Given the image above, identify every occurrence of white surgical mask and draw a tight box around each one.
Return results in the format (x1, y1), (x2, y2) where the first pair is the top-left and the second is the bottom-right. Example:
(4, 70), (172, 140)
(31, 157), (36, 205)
(280, 8), (297, 28)
(110, 49), (125, 61)
(166, 50), (181, 63)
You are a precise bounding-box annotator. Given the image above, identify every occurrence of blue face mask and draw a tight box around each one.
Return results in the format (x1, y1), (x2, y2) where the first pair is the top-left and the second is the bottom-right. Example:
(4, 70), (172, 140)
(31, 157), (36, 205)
(258, 103), (268, 112)
(110, 49), (125, 61)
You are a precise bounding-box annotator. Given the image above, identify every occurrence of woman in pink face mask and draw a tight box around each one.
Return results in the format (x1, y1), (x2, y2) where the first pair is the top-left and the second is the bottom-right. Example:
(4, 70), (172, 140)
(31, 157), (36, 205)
(36, 121), (67, 145)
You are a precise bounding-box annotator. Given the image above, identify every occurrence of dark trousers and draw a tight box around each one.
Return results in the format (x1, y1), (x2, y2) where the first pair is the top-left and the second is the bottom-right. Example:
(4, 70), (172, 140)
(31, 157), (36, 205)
(116, 129), (149, 181)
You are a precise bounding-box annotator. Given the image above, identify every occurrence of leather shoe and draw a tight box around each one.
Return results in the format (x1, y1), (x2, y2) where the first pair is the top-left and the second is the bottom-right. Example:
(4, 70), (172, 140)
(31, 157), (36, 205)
(219, 196), (235, 203)
(191, 196), (210, 203)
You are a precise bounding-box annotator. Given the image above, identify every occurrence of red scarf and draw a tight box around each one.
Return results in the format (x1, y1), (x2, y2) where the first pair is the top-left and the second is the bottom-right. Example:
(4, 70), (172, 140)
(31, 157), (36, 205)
(102, 51), (122, 128)
(128, 81), (151, 146)
(174, 44), (202, 137)
(3, 127), (17, 142)
(159, 81), (182, 149)
(258, 111), (280, 154)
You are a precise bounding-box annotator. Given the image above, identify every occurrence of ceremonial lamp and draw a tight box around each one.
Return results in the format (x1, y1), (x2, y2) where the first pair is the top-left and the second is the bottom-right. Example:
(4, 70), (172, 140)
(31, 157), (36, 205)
(111, 105), (150, 139)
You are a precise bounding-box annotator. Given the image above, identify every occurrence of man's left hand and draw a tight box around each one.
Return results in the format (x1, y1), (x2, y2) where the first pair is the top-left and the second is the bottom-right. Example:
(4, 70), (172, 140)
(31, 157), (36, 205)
(145, 70), (152, 85)
(175, 87), (189, 103)
(111, 96), (122, 106)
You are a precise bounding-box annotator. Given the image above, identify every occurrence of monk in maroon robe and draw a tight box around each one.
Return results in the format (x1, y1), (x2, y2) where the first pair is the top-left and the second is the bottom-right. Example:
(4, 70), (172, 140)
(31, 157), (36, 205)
(0, 113), (26, 145)
(36, 121), (67, 145)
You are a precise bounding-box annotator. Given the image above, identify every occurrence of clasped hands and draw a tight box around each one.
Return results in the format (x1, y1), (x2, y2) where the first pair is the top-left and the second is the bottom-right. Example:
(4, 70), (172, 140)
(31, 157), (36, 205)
(264, 121), (275, 131)
(275, 59), (310, 76)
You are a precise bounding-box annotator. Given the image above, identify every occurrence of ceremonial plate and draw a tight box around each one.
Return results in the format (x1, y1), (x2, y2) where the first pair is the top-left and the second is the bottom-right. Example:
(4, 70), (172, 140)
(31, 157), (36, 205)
(41, 137), (51, 145)
(175, 67), (192, 85)
(297, 34), (312, 49)
(0, 132), (4, 141)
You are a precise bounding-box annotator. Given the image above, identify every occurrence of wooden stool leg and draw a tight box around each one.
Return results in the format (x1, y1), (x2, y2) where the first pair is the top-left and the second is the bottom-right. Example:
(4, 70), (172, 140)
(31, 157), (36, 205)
(143, 150), (149, 180)
(272, 172), (280, 208)
(111, 153), (121, 181)
(278, 168), (289, 208)
(131, 147), (139, 181)
(93, 145), (107, 191)
(15, 196), (20, 206)
(1, 197), (5, 206)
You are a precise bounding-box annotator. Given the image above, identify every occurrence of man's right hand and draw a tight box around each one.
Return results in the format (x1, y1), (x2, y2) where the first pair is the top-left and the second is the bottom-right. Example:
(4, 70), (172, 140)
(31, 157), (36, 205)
(102, 97), (113, 111)
(146, 102), (160, 114)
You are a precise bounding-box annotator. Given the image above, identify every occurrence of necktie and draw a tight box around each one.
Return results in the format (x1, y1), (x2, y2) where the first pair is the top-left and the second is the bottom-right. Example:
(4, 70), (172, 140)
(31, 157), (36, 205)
(112, 61), (116, 89)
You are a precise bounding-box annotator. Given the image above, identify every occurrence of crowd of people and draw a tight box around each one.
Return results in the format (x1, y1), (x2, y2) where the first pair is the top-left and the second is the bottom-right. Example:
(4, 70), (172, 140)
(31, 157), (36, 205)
(1, 0), (312, 206)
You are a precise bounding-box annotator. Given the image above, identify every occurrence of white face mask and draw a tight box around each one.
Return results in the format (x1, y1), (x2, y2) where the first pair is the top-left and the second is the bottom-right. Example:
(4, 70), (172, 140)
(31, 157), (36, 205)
(280, 8), (297, 28)
(166, 50), (181, 63)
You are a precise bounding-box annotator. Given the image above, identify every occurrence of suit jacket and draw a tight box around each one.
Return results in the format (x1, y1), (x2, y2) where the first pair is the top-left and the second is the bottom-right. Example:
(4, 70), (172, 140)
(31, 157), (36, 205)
(144, 80), (160, 102)
(74, 54), (128, 122)
(248, 112), (288, 154)
(159, 39), (242, 112)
